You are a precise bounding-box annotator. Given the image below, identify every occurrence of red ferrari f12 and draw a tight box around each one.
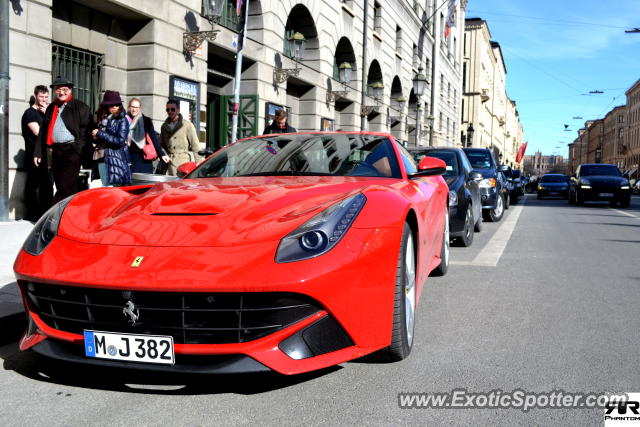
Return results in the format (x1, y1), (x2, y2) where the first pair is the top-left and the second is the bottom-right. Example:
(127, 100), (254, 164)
(14, 132), (449, 375)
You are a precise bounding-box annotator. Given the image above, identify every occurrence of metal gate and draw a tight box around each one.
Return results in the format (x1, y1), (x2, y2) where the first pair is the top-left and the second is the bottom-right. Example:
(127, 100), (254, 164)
(219, 95), (258, 145)
(52, 43), (103, 113)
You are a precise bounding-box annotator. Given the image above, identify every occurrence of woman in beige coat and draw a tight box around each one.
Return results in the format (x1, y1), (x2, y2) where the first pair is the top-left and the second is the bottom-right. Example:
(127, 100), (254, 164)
(160, 99), (202, 176)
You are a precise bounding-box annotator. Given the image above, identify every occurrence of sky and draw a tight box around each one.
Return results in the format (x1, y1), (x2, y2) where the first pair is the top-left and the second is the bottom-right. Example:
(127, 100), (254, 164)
(465, 0), (640, 158)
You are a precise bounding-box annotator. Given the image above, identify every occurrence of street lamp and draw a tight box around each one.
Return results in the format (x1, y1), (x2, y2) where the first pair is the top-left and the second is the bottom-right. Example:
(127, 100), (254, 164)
(361, 81), (384, 116)
(327, 62), (352, 105)
(273, 32), (306, 84)
(183, 0), (224, 57)
(412, 66), (428, 146)
(466, 123), (474, 147)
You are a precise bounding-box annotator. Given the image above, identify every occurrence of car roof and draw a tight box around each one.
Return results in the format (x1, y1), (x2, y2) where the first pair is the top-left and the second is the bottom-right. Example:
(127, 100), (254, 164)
(579, 163), (617, 167)
(409, 146), (462, 153)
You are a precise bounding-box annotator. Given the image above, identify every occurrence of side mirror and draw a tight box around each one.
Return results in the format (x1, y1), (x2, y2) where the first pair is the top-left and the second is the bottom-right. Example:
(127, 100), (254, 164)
(177, 161), (197, 178)
(469, 171), (483, 181)
(198, 147), (215, 158)
(412, 156), (447, 177)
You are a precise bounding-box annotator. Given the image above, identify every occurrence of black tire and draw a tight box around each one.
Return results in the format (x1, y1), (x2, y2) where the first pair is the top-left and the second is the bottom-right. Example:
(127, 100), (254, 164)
(474, 215), (482, 232)
(620, 198), (631, 208)
(384, 223), (415, 361)
(456, 205), (474, 247)
(537, 193), (542, 200)
(431, 210), (449, 276)
(575, 190), (583, 206)
(483, 194), (504, 222)
(504, 191), (510, 209)
(568, 190), (575, 204)
(510, 193), (518, 204)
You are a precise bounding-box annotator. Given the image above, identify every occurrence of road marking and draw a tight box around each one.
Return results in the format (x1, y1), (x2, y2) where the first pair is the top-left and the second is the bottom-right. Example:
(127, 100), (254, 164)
(610, 208), (639, 220)
(451, 197), (526, 267)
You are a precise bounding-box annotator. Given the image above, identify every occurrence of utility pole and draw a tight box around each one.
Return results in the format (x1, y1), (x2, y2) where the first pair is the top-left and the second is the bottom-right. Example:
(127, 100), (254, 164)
(0, 0), (9, 221)
(230, 0), (250, 144)
(360, 0), (369, 131)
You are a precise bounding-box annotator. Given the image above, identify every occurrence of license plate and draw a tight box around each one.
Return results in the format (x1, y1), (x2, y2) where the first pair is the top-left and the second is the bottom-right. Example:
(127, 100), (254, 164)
(549, 192), (558, 195)
(598, 193), (614, 198)
(84, 330), (174, 365)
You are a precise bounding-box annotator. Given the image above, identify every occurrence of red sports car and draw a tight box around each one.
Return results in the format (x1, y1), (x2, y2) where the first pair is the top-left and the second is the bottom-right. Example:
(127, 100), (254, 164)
(14, 132), (449, 375)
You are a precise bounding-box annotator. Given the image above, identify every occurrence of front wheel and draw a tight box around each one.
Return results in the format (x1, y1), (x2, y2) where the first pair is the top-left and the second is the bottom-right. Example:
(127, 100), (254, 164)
(483, 194), (504, 222)
(620, 198), (631, 208)
(431, 209), (450, 276)
(384, 223), (416, 361)
(456, 205), (474, 247)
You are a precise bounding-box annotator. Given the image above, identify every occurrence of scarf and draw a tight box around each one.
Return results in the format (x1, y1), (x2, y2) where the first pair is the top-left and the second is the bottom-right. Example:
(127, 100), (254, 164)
(127, 113), (146, 149)
(46, 94), (73, 146)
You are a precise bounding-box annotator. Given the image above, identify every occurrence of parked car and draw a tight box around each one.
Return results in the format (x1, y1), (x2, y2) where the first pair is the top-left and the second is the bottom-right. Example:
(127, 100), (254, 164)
(569, 163), (631, 207)
(537, 174), (570, 199)
(410, 147), (482, 247)
(463, 148), (509, 222)
(511, 169), (525, 196)
(499, 165), (520, 204)
(14, 132), (450, 375)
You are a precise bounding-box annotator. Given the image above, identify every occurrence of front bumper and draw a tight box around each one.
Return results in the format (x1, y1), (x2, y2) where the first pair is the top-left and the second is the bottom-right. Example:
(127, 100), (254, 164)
(14, 227), (402, 375)
(577, 187), (630, 201)
(538, 187), (569, 198)
(479, 188), (499, 210)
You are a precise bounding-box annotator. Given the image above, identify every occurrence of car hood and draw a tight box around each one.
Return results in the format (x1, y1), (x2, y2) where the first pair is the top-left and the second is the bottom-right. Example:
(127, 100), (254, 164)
(473, 168), (496, 178)
(58, 177), (391, 247)
(540, 182), (568, 187)
(580, 176), (628, 186)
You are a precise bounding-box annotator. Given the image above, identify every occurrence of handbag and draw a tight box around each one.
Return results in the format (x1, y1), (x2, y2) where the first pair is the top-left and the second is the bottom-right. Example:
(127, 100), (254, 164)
(143, 133), (158, 161)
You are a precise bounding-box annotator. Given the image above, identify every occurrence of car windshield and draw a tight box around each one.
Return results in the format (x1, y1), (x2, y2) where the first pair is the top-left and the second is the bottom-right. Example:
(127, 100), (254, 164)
(465, 150), (493, 169)
(414, 151), (458, 177)
(189, 133), (403, 179)
(580, 165), (620, 177)
(540, 175), (567, 183)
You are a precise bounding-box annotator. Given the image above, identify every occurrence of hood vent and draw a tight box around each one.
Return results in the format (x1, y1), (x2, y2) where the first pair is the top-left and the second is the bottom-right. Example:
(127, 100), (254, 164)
(151, 213), (218, 216)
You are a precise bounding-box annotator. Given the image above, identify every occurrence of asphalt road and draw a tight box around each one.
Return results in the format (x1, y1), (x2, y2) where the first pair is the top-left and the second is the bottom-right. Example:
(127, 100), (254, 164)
(1, 194), (639, 426)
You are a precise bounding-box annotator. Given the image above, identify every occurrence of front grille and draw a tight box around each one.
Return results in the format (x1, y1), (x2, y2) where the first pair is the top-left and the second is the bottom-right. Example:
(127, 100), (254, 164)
(25, 282), (321, 344)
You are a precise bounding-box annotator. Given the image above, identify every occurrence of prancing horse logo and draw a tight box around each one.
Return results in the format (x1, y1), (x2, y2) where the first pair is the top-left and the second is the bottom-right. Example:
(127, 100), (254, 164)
(123, 301), (139, 325)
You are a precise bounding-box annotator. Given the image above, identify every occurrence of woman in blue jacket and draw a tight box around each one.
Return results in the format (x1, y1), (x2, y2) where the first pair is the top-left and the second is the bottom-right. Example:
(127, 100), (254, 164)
(91, 90), (131, 186)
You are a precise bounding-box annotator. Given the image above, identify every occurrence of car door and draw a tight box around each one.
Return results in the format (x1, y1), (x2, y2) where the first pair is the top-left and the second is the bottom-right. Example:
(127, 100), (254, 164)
(460, 150), (481, 222)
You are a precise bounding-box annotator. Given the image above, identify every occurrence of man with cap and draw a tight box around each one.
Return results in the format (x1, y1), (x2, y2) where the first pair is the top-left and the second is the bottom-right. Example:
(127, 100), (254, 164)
(34, 76), (92, 204)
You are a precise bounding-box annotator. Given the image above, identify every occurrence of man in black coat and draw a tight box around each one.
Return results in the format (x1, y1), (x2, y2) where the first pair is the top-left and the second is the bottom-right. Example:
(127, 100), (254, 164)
(34, 76), (92, 205)
(263, 109), (297, 134)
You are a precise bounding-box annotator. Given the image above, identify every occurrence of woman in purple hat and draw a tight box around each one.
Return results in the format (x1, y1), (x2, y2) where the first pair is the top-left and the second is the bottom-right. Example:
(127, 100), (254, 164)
(91, 90), (131, 186)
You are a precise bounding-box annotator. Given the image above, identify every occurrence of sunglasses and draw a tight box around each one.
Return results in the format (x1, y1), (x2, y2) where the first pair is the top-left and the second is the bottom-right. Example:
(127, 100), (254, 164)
(166, 108), (177, 112)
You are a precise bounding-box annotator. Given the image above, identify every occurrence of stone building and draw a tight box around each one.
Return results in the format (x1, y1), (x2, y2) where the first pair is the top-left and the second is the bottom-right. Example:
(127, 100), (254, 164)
(7, 0), (467, 219)
(624, 78), (640, 174)
(586, 119), (603, 164)
(523, 151), (566, 177)
(601, 105), (626, 168)
(461, 18), (523, 167)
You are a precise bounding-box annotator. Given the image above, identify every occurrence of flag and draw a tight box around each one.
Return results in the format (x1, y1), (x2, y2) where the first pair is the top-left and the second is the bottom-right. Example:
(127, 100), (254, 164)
(236, 0), (243, 16)
(516, 141), (528, 163)
(444, 0), (458, 38)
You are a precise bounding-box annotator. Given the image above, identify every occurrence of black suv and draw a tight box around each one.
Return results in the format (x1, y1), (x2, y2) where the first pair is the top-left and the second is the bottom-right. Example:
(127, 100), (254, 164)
(411, 147), (483, 247)
(569, 163), (631, 207)
(463, 148), (509, 222)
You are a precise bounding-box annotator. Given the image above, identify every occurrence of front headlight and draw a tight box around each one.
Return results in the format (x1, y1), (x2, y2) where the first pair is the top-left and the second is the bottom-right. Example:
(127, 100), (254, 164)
(276, 193), (366, 263)
(479, 178), (496, 189)
(620, 185), (630, 190)
(581, 185), (591, 189)
(23, 196), (73, 256)
(449, 190), (458, 207)
(538, 185), (543, 190)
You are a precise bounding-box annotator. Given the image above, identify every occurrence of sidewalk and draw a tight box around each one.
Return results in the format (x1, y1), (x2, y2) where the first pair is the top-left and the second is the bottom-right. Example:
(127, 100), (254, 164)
(0, 221), (34, 320)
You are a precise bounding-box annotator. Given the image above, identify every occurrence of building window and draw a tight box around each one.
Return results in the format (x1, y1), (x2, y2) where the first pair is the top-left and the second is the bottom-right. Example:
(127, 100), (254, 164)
(618, 114), (624, 123)
(440, 74), (444, 95)
(374, 2), (382, 33)
(447, 82), (451, 102)
(619, 127), (624, 139)
(395, 26), (402, 56)
(52, 43), (103, 114)
(412, 43), (418, 69)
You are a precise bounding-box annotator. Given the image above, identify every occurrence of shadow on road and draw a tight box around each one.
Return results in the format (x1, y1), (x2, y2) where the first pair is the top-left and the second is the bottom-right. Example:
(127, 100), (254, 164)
(0, 342), (341, 395)
(573, 222), (640, 228)
(603, 239), (640, 244)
